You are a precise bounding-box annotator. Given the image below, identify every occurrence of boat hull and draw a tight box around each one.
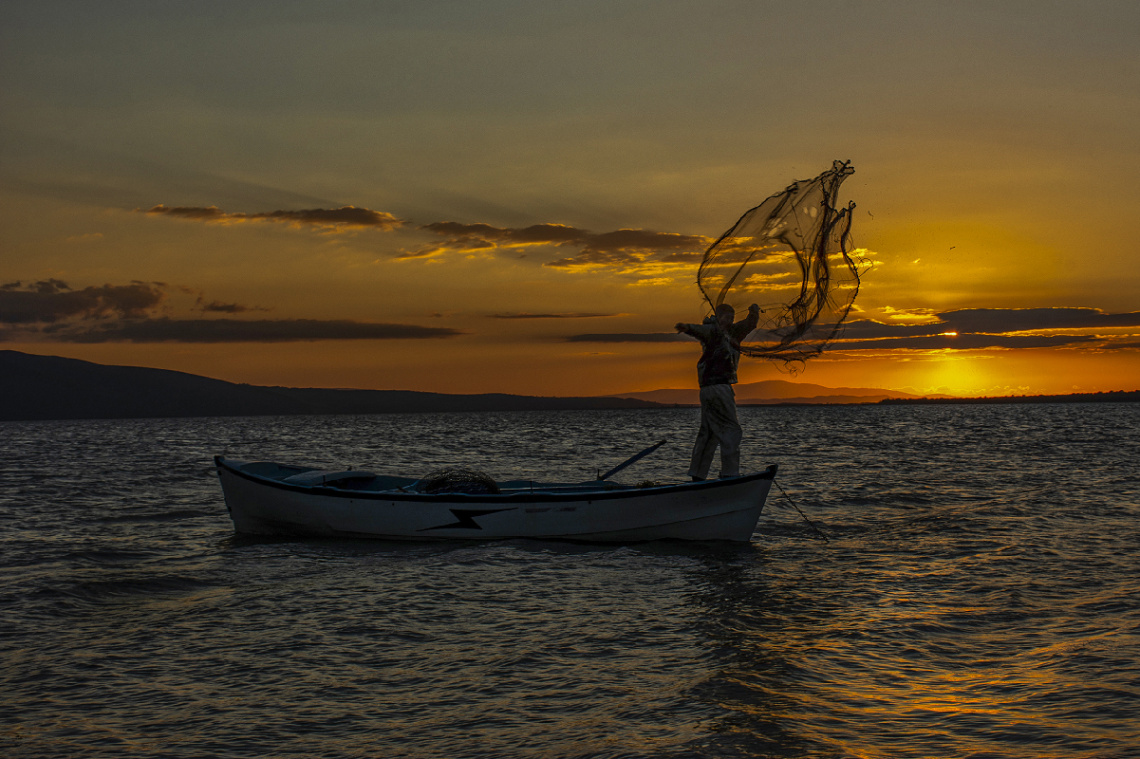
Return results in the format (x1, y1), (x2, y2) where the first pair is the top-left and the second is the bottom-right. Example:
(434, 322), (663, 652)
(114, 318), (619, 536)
(215, 456), (776, 542)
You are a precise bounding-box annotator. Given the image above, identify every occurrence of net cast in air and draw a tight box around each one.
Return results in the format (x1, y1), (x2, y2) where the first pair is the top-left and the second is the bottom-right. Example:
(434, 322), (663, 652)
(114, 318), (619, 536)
(697, 159), (863, 366)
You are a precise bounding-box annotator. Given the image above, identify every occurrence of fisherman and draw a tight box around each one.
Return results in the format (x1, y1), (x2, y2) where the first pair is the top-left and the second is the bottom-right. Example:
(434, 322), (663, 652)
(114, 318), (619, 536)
(675, 302), (760, 480)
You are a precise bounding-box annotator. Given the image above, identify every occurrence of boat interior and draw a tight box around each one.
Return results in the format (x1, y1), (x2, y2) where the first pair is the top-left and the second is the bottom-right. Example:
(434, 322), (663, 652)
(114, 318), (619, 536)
(228, 459), (650, 494)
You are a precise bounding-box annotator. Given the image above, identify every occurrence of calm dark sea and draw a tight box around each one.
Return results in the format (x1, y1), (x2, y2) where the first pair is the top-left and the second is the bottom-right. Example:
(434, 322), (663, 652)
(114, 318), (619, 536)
(1, 404), (1138, 758)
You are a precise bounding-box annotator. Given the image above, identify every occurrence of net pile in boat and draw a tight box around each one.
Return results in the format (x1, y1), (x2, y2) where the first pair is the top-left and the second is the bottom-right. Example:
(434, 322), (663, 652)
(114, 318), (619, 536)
(697, 159), (863, 366)
(418, 468), (501, 495)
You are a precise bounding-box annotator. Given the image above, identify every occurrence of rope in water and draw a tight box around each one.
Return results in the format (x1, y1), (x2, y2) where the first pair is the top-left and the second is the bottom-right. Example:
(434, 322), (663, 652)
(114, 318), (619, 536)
(773, 480), (830, 543)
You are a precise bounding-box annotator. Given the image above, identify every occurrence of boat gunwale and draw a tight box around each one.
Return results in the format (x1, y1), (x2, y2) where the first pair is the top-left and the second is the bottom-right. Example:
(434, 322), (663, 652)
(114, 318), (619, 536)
(214, 455), (777, 505)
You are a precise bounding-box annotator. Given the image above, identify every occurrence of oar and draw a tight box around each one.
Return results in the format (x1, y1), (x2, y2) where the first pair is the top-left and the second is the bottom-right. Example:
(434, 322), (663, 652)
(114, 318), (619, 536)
(599, 439), (668, 481)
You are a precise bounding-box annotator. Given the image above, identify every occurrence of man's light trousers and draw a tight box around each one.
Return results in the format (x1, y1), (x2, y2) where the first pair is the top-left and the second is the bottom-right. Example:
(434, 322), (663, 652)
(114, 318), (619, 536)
(688, 383), (742, 479)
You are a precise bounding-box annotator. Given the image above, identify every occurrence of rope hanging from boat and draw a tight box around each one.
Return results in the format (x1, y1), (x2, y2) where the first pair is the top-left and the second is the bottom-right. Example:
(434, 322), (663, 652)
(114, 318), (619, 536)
(773, 481), (830, 542)
(697, 160), (863, 366)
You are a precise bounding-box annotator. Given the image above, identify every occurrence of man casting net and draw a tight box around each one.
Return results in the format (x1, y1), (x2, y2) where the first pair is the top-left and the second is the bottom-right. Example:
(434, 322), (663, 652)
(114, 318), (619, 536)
(697, 159), (862, 364)
(676, 161), (863, 479)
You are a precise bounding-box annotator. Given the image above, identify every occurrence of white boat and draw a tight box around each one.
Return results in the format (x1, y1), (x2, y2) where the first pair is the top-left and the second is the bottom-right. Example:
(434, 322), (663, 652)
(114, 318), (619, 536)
(214, 455), (777, 542)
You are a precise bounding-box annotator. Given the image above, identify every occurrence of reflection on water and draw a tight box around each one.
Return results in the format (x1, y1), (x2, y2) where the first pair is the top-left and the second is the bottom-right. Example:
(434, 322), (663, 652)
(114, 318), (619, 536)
(679, 548), (816, 757)
(1, 405), (1138, 757)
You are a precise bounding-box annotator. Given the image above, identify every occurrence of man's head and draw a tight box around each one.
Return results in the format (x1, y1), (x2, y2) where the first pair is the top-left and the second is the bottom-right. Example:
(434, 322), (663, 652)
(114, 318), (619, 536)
(715, 303), (735, 329)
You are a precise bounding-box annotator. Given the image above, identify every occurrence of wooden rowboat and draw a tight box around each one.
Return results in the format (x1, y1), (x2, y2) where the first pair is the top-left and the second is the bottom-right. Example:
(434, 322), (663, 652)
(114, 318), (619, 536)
(215, 455), (777, 542)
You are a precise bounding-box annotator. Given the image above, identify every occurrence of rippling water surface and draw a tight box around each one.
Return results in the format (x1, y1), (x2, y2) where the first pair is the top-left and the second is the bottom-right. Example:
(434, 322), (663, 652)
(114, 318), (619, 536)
(2, 404), (1138, 758)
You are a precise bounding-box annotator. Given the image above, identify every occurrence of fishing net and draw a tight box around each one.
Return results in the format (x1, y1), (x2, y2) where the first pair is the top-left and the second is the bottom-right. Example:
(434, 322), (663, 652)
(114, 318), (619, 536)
(418, 468), (501, 495)
(697, 160), (862, 365)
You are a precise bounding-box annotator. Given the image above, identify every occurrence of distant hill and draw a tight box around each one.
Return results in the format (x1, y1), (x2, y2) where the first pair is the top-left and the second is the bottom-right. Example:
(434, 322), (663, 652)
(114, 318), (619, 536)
(8, 351), (1132, 422)
(612, 380), (950, 405)
(0, 351), (665, 421)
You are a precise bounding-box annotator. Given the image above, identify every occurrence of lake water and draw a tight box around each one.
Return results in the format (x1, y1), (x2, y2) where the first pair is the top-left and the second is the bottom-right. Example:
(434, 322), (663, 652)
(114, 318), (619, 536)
(1, 404), (1138, 758)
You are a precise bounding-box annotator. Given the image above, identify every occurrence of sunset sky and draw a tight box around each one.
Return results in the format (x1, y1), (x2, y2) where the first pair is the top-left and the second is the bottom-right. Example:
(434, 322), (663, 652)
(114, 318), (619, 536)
(3, 0), (1139, 397)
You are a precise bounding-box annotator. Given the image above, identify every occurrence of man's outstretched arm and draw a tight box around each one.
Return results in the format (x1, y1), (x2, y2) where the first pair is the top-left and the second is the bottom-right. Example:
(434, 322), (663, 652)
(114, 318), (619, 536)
(733, 304), (761, 339)
(676, 321), (714, 339)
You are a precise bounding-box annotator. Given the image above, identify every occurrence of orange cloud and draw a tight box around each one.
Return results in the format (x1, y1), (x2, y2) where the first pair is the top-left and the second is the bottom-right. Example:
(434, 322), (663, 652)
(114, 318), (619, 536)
(412, 221), (710, 271)
(140, 205), (709, 272)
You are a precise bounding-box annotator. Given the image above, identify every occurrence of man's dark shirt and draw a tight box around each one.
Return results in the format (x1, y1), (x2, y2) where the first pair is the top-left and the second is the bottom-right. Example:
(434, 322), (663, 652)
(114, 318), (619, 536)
(679, 311), (759, 387)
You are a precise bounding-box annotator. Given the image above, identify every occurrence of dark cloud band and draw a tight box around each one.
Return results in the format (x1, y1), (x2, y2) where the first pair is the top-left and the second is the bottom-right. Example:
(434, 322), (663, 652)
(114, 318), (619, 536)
(564, 333), (689, 343)
(143, 204), (404, 230)
(490, 312), (622, 319)
(31, 318), (465, 343)
(842, 307), (1140, 340)
(830, 334), (1102, 351)
(0, 280), (463, 344)
(564, 307), (1140, 352)
(0, 280), (165, 323)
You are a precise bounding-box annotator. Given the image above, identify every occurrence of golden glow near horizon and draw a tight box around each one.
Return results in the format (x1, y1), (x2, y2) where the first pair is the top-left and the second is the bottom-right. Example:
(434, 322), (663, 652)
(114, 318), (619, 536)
(2, 2), (1139, 397)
